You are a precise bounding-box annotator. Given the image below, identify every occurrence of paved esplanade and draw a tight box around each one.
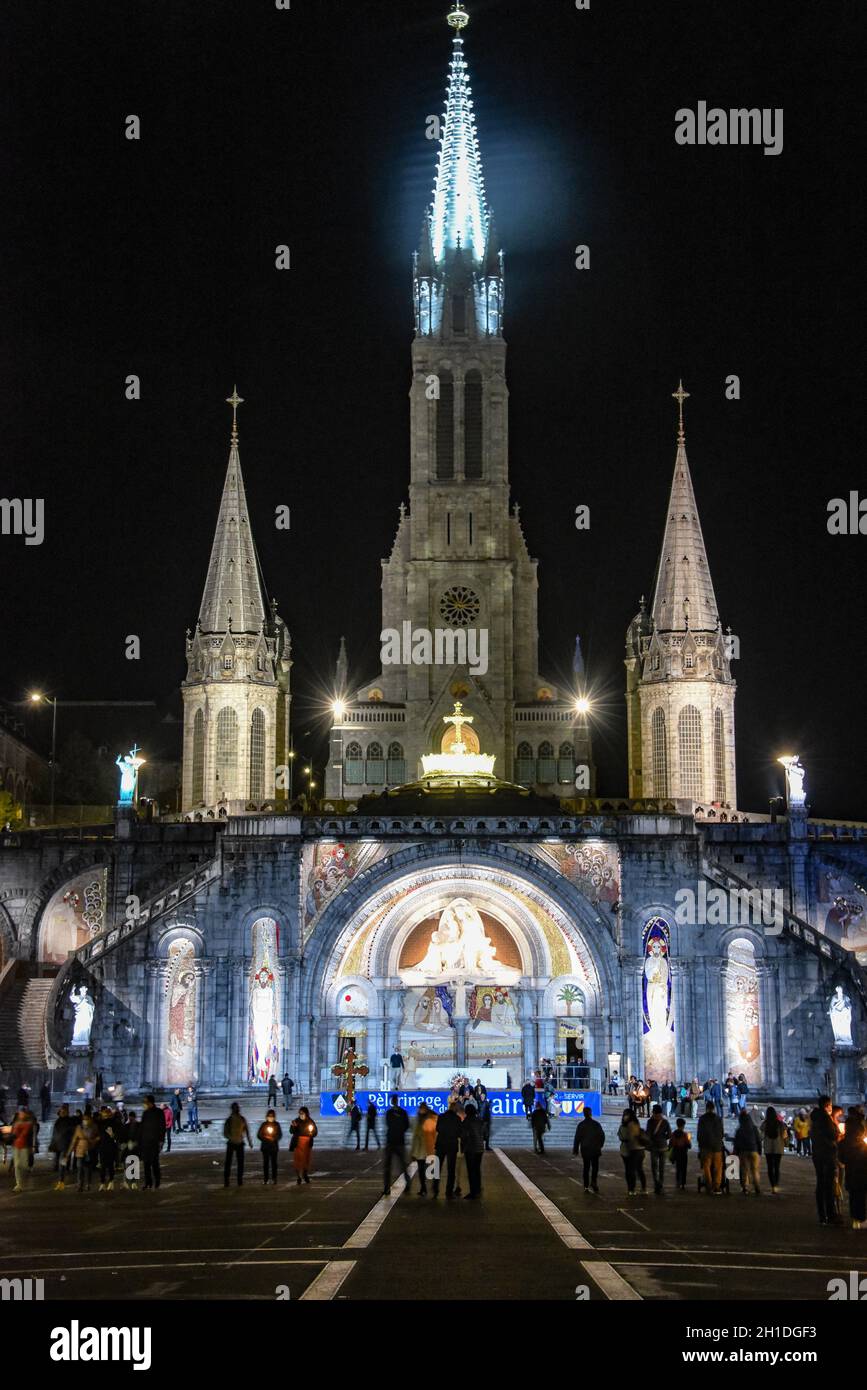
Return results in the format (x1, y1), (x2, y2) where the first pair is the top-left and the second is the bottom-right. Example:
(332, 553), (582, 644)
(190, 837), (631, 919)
(3, 1106), (866, 1301)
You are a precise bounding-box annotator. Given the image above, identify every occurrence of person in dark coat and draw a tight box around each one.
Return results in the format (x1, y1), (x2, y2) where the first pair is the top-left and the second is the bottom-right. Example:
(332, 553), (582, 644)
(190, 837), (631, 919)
(170, 1089), (184, 1133)
(383, 1094), (410, 1196)
(477, 1090), (493, 1151)
(731, 1108), (762, 1194)
(365, 1099), (380, 1150)
(39, 1082), (52, 1122)
(257, 1109), (283, 1185)
(139, 1095), (166, 1190)
(280, 1074), (294, 1110)
(267, 1074), (279, 1109)
(646, 1104), (672, 1194)
(572, 1109), (605, 1192)
(531, 1102), (551, 1155)
(461, 1101), (485, 1198)
(433, 1101), (462, 1199)
(521, 1081), (535, 1119)
(347, 1102), (362, 1151)
(810, 1096), (841, 1225)
(839, 1109), (867, 1229)
(49, 1104), (77, 1188)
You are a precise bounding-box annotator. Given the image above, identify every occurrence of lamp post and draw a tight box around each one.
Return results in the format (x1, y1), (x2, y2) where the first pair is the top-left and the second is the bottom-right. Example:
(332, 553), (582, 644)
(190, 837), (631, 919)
(29, 692), (57, 823)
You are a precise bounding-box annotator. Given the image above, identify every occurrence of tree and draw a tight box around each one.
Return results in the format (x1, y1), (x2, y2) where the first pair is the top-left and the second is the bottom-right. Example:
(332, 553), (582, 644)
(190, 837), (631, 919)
(557, 984), (582, 1017)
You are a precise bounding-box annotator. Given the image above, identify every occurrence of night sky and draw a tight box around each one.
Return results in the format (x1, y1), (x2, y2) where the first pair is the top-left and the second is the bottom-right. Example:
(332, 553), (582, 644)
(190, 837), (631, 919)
(2, 0), (863, 817)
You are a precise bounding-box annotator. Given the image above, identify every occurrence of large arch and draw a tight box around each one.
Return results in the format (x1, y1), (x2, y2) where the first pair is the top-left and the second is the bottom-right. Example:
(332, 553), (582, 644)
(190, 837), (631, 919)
(299, 842), (622, 1089)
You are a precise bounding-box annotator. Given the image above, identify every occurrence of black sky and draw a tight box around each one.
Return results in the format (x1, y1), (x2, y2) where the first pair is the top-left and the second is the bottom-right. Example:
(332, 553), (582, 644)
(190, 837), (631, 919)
(2, 0), (864, 817)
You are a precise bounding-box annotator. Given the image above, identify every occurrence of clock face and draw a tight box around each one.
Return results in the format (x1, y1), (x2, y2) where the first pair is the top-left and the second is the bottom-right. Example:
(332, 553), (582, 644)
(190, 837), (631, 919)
(439, 585), (481, 628)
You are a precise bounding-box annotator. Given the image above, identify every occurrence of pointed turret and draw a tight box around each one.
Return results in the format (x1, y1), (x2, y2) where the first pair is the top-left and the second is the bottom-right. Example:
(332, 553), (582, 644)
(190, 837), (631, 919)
(625, 384), (737, 808)
(197, 388), (269, 636)
(650, 383), (720, 635)
(429, 4), (489, 266)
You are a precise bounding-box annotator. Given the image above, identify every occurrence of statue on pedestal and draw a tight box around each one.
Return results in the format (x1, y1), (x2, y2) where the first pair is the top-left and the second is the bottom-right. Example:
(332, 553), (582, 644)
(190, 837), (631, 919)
(829, 984), (854, 1048)
(116, 745), (145, 806)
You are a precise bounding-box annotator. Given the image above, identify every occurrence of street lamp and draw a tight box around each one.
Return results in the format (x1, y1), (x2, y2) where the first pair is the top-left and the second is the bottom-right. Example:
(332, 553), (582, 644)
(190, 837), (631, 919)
(29, 692), (57, 823)
(574, 696), (591, 717)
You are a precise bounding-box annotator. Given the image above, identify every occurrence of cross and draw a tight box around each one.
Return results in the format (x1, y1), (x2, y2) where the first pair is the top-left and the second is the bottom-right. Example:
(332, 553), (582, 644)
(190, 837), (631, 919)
(226, 385), (244, 442)
(448, 3), (470, 33)
(128, 744), (143, 763)
(672, 380), (689, 443)
(443, 700), (474, 753)
(331, 1046), (369, 1105)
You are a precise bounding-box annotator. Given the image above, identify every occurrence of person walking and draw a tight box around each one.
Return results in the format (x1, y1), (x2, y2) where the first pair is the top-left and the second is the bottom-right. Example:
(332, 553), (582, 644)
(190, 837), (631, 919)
(347, 1102), (362, 1151)
(696, 1100), (725, 1195)
(809, 1095), (841, 1225)
(185, 1085), (200, 1133)
(96, 1105), (120, 1191)
(760, 1107), (788, 1193)
(646, 1104), (672, 1195)
(478, 1089), (493, 1151)
(170, 1089), (183, 1135)
(139, 1095), (165, 1190)
(364, 1099), (380, 1149)
(257, 1109), (283, 1185)
(839, 1109), (867, 1229)
(521, 1080), (535, 1120)
(617, 1108), (646, 1197)
(732, 1108), (762, 1195)
(67, 1112), (99, 1192)
(670, 1116), (692, 1190)
(572, 1107), (605, 1193)
(39, 1081), (52, 1123)
(267, 1074), (279, 1110)
(9, 1108), (35, 1193)
(162, 1102), (174, 1153)
(409, 1101), (437, 1195)
(461, 1101), (484, 1199)
(50, 1104), (76, 1189)
(389, 1047), (404, 1090)
(289, 1107), (318, 1185)
(122, 1109), (141, 1189)
(382, 1093), (411, 1196)
(223, 1102), (253, 1187)
(793, 1109), (811, 1157)
(531, 1101), (551, 1155)
(433, 1100), (462, 1199)
(280, 1073), (294, 1111)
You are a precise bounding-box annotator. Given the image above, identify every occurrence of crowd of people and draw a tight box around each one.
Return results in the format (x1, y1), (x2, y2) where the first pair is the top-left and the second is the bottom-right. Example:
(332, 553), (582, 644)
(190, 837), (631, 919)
(578, 1095), (867, 1227)
(607, 1073), (754, 1119)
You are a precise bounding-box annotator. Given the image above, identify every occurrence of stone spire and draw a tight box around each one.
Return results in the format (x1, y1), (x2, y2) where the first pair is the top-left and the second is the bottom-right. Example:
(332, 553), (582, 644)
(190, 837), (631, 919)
(429, 5), (489, 266)
(650, 383), (720, 634)
(335, 636), (348, 691)
(197, 387), (269, 636)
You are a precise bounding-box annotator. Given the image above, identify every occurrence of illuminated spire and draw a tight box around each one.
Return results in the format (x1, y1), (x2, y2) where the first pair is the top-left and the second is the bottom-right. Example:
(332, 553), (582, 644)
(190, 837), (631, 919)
(650, 384), (719, 633)
(429, 4), (489, 264)
(198, 390), (269, 635)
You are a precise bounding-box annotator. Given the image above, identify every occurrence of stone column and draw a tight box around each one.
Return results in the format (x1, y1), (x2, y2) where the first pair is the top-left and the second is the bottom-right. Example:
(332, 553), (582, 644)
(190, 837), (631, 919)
(195, 960), (213, 1087)
(143, 961), (164, 1088)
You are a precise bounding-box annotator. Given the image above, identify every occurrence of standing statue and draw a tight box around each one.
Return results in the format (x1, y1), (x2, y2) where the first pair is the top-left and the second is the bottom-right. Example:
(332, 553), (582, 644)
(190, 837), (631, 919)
(116, 745), (146, 805)
(69, 984), (94, 1046)
(778, 755), (806, 809)
(829, 984), (854, 1048)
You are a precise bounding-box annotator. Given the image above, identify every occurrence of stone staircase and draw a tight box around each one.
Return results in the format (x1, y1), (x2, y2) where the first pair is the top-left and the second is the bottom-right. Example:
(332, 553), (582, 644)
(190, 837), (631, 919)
(0, 972), (53, 1073)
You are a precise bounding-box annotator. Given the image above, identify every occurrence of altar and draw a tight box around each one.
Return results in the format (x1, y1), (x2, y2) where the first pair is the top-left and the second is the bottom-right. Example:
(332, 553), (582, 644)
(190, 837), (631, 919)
(413, 1065), (509, 1089)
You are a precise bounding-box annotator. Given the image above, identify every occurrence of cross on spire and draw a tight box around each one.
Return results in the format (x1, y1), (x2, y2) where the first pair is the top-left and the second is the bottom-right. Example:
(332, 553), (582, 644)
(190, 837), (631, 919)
(448, 3), (469, 32)
(226, 385), (244, 444)
(443, 700), (474, 754)
(672, 380), (689, 445)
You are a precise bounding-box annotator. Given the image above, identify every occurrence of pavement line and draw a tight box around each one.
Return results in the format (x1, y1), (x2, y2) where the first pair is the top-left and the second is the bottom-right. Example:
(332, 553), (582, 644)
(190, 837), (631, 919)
(0, 1259), (330, 1275)
(494, 1150), (593, 1250)
(617, 1207), (652, 1231)
(580, 1261), (643, 1301)
(342, 1186), (404, 1249)
(299, 1260), (357, 1301)
(606, 1260), (865, 1274)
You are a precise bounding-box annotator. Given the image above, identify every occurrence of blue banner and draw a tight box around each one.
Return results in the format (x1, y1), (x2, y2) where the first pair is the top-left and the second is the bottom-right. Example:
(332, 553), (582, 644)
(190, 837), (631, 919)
(319, 1088), (601, 1118)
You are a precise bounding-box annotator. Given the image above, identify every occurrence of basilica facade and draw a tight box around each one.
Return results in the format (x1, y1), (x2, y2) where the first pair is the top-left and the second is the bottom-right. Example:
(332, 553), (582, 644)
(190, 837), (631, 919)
(1, 4), (865, 1104)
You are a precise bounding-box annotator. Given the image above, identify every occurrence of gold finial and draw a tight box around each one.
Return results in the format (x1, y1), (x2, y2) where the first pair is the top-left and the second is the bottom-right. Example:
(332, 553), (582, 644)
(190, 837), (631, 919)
(448, 3), (469, 33)
(443, 699), (474, 753)
(226, 385), (244, 443)
(672, 380), (689, 444)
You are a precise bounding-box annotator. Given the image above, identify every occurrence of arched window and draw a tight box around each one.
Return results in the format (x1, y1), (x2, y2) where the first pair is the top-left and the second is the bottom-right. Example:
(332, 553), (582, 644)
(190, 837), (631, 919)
(651, 708), (668, 798)
(713, 708), (726, 803)
(191, 710), (205, 804)
(515, 741), (534, 785)
(678, 705), (703, 801)
(537, 741), (556, 785)
(249, 708), (266, 801)
(725, 938), (762, 1082)
(464, 370), (483, 478)
(387, 741), (406, 785)
(345, 741), (364, 785)
(215, 707), (238, 797)
(435, 371), (454, 479)
(557, 741), (575, 784)
(366, 741), (385, 785)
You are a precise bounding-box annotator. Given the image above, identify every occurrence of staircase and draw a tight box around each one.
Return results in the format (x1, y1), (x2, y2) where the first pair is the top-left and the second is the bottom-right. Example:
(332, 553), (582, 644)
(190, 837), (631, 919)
(0, 970), (54, 1072)
(75, 854), (223, 967)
